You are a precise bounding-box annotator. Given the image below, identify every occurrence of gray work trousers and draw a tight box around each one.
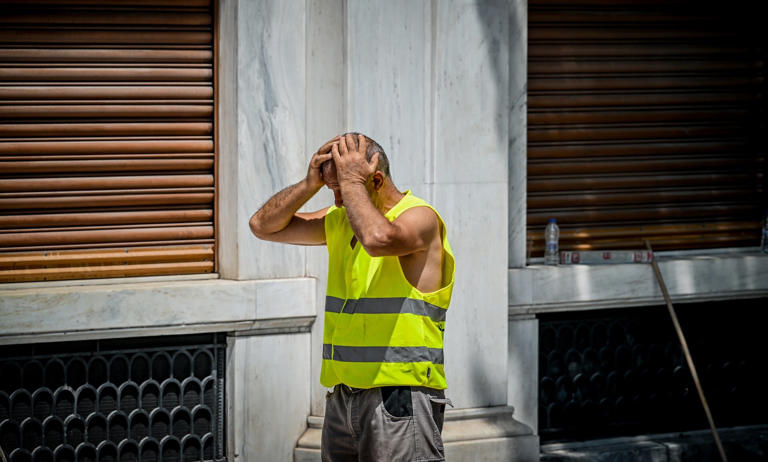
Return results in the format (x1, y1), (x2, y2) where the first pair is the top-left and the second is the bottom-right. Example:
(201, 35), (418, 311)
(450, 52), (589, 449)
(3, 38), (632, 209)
(321, 384), (452, 462)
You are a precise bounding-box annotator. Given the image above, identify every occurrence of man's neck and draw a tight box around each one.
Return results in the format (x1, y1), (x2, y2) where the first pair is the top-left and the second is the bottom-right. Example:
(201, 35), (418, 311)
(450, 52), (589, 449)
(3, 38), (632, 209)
(372, 181), (405, 215)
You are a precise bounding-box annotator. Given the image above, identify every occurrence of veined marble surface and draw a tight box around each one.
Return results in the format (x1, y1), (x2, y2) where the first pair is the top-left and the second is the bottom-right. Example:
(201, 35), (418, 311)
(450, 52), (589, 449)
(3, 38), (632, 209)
(508, 0), (528, 268)
(228, 333), (311, 462)
(347, 0), (432, 190)
(0, 277), (315, 340)
(509, 253), (768, 312)
(235, 0), (308, 279)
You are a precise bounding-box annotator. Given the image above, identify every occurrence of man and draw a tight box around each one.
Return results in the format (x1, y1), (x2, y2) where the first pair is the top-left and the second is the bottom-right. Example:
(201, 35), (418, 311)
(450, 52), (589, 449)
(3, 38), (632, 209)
(250, 133), (455, 461)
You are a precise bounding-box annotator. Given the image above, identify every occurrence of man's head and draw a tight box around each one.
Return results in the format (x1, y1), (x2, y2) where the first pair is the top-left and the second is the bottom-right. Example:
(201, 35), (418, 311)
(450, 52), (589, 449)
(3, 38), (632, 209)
(322, 132), (391, 208)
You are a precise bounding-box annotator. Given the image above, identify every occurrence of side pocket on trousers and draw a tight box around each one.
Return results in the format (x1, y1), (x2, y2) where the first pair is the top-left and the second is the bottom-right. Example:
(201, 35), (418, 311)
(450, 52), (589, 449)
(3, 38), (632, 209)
(428, 396), (452, 434)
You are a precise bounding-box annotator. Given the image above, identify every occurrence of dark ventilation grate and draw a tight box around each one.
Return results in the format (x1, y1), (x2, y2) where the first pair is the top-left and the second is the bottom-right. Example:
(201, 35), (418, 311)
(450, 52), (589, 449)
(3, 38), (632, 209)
(0, 334), (226, 462)
(538, 298), (768, 442)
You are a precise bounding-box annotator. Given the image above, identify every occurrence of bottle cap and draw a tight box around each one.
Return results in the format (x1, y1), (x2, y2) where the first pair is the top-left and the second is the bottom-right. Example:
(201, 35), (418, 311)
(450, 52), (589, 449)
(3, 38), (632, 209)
(548, 218), (556, 223)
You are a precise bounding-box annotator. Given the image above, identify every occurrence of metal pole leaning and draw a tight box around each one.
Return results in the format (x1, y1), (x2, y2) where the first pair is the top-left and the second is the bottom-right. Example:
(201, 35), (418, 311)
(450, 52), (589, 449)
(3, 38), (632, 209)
(644, 240), (728, 462)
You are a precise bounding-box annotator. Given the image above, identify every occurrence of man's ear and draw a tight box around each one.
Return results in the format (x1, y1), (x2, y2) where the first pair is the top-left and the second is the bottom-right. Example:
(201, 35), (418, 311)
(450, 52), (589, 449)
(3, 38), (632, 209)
(372, 171), (385, 191)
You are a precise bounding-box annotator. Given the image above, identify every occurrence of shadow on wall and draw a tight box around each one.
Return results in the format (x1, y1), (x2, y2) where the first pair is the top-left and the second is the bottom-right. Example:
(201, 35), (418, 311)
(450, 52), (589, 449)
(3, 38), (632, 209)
(475, 0), (512, 146)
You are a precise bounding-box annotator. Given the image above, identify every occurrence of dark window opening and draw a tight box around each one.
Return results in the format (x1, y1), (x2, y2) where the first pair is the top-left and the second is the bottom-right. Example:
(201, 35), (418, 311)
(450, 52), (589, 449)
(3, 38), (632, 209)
(0, 333), (226, 462)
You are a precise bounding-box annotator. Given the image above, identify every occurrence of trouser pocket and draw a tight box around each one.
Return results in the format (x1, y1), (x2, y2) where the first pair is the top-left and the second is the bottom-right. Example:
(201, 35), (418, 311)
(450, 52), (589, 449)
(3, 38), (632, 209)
(381, 386), (413, 418)
(427, 396), (452, 433)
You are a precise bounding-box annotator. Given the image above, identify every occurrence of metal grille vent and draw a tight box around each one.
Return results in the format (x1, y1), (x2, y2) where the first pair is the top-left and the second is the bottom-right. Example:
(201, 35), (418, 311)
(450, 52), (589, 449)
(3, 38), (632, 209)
(0, 334), (225, 462)
(538, 298), (767, 442)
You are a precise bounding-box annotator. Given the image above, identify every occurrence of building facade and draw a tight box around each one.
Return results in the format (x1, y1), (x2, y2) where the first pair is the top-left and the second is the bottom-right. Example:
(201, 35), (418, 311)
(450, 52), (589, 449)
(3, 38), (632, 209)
(1, 1), (766, 462)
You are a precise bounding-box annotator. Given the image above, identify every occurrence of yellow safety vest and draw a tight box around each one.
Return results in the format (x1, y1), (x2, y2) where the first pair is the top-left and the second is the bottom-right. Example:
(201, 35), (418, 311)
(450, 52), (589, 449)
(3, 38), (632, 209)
(321, 191), (455, 389)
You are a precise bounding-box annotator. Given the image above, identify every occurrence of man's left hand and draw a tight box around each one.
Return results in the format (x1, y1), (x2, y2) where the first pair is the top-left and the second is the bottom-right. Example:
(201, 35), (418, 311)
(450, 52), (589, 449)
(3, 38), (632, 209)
(332, 133), (379, 187)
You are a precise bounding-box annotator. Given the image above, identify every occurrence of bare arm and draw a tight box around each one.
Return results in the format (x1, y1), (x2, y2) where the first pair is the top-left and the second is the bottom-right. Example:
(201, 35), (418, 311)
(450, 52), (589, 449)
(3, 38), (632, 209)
(343, 185), (438, 256)
(249, 137), (339, 245)
(332, 134), (439, 256)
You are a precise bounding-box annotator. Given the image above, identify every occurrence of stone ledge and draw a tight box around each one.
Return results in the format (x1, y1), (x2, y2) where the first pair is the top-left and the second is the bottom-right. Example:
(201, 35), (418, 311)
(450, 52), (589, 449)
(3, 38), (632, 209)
(541, 425), (768, 462)
(509, 253), (768, 313)
(0, 277), (316, 343)
(295, 406), (539, 461)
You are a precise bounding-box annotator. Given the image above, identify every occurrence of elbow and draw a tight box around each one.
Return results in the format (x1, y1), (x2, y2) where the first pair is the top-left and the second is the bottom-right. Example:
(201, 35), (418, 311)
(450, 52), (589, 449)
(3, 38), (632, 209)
(249, 214), (269, 239)
(361, 230), (395, 257)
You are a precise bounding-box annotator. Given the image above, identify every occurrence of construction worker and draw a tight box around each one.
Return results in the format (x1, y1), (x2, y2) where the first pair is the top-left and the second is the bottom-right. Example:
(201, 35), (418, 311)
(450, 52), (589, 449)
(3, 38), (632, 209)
(250, 133), (455, 461)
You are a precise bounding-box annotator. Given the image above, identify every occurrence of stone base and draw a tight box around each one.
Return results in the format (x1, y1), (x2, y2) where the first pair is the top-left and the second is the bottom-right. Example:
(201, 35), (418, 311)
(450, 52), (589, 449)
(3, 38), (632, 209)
(295, 406), (539, 462)
(540, 425), (768, 462)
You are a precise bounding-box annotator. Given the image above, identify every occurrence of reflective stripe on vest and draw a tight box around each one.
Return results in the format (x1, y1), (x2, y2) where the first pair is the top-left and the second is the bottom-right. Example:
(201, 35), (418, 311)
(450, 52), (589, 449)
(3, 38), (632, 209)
(320, 190), (455, 390)
(322, 344), (445, 364)
(325, 296), (447, 322)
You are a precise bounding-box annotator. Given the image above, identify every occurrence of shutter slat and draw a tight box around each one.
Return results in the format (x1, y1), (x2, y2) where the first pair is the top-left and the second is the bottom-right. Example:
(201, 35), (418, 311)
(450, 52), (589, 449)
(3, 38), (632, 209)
(0, 140), (212, 154)
(0, 86), (212, 99)
(0, 123), (212, 137)
(529, 109), (750, 125)
(528, 173), (760, 192)
(0, 105), (212, 118)
(0, 1), (215, 282)
(530, 59), (761, 75)
(0, 68), (211, 81)
(529, 188), (757, 209)
(0, 30), (212, 45)
(3, 240), (214, 253)
(529, 141), (751, 159)
(529, 124), (748, 143)
(0, 226), (213, 246)
(0, 175), (212, 191)
(529, 92), (756, 108)
(1, 159), (214, 174)
(0, 246), (212, 268)
(0, 49), (212, 63)
(0, 210), (212, 228)
(529, 76), (761, 91)
(0, 193), (213, 210)
(2, 12), (212, 26)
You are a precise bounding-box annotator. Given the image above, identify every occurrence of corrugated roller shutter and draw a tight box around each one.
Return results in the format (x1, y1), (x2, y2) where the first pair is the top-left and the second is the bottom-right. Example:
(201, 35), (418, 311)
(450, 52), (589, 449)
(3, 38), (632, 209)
(527, 0), (766, 258)
(0, 0), (215, 282)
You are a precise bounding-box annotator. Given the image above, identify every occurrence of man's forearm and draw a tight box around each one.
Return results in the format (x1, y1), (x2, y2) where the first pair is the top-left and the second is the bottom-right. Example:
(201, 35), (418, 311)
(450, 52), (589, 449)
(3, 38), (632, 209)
(250, 179), (320, 235)
(341, 182), (393, 246)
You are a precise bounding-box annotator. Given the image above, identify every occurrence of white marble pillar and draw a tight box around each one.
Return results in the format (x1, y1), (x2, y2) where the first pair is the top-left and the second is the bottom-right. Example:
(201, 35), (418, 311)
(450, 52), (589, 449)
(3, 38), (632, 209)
(305, 0), (344, 418)
(220, 0), (309, 280)
(432, 0), (510, 410)
(227, 332), (312, 462)
(508, 0), (528, 269)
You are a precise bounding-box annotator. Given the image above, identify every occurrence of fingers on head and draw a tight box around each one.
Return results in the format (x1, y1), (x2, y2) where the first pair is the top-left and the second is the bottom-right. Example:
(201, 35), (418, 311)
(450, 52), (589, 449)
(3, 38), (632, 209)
(358, 134), (368, 153)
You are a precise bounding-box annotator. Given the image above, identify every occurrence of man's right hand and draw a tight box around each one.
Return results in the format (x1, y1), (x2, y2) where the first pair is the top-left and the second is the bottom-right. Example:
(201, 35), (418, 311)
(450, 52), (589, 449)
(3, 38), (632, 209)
(306, 136), (340, 190)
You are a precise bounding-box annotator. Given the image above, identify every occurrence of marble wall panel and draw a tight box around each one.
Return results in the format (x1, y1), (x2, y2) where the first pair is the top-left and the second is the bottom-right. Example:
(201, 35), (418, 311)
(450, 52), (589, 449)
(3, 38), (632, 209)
(305, 0), (344, 416)
(217, 0), (239, 278)
(508, 0), (528, 268)
(235, 0), (308, 279)
(508, 316), (537, 432)
(434, 0), (509, 184)
(346, 0), (432, 192)
(228, 333), (311, 462)
(433, 182), (508, 408)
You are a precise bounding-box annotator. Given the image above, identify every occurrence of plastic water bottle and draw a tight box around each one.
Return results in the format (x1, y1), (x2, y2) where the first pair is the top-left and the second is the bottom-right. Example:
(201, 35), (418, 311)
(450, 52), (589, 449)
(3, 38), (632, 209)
(545, 218), (560, 265)
(762, 209), (768, 254)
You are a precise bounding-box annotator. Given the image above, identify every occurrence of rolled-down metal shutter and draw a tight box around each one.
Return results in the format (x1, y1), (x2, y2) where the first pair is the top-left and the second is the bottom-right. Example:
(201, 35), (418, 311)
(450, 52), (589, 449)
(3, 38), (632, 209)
(527, 0), (766, 258)
(0, 0), (215, 282)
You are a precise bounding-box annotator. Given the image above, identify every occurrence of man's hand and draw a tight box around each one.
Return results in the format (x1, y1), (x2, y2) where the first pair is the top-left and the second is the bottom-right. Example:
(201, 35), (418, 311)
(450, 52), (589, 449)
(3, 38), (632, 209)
(306, 136), (340, 190)
(331, 133), (379, 186)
